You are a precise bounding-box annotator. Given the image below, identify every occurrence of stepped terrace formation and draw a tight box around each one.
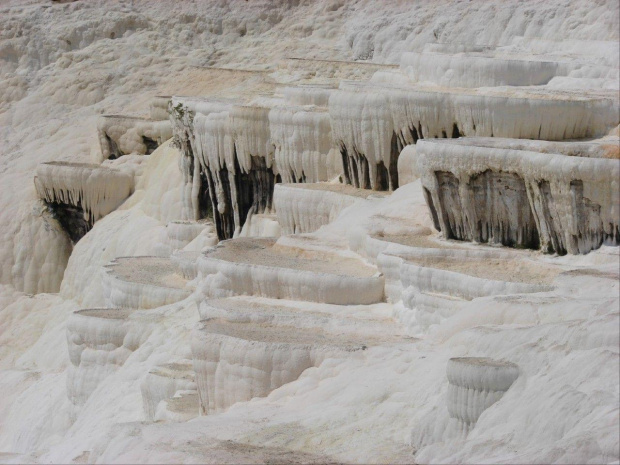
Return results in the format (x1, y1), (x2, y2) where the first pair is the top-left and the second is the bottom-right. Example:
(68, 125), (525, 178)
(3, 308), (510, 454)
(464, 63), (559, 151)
(1, 2), (619, 464)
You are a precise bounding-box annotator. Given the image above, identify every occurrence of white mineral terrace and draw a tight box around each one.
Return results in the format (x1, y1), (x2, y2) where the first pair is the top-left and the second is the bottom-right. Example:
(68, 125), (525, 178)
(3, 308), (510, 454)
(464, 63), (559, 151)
(330, 81), (618, 189)
(371, 236), (562, 332)
(103, 256), (192, 309)
(279, 57), (399, 81)
(34, 162), (134, 222)
(274, 182), (388, 234)
(197, 237), (384, 304)
(1, 2), (619, 464)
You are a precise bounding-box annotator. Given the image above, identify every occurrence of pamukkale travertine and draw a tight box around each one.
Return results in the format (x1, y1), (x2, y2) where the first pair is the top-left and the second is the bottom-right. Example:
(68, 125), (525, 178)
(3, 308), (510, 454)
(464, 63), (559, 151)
(0, 1), (618, 463)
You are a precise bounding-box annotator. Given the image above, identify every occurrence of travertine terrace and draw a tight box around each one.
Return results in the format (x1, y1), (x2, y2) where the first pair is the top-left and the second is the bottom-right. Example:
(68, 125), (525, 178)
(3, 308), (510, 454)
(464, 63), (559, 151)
(0, 1), (618, 464)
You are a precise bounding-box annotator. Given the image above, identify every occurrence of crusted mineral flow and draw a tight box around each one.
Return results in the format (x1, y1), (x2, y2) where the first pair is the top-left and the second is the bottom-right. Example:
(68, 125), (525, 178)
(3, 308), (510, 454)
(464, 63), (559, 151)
(197, 237), (384, 305)
(66, 308), (154, 408)
(274, 183), (388, 234)
(34, 162), (134, 242)
(141, 362), (198, 422)
(192, 316), (373, 415)
(447, 357), (519, 436)
(103, 256), (192, 309)
(97, 114), (172, 160)
(329, 80), (618, 191)
(170, 250), (203, 280)
(417, 137), (620, 254)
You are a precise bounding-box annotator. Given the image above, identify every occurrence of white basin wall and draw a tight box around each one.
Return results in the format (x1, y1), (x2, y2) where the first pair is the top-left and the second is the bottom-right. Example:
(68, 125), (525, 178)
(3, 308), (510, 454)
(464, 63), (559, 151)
(103, 257), (192, 309)
(66, 309), (153, 408)
(197, 238), (385, 305)
(447, 357), (519, 435)
(191, 320), (365, 415)
(274, 184), (369, 234)
(150, 96), (172, 121)
(197, 297), (406, 339)
(141, 363), (197, 422)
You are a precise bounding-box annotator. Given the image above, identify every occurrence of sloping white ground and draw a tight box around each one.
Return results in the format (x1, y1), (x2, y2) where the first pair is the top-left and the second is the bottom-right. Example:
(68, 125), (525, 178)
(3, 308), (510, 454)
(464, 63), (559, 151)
(0, 1), (619, 464)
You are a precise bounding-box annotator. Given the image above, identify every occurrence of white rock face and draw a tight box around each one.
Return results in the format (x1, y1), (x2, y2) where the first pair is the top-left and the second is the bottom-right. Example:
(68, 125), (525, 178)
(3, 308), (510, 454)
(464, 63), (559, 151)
(417, 138), (620, 254)
(396, 145), (418, 186)
(8, 201), (73, 294)
(154, 220), (217, 257)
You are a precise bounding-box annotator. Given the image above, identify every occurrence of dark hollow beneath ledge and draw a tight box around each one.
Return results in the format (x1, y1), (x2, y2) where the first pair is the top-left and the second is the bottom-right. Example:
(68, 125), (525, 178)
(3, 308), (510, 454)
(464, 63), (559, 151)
(45, 201), (91, 243)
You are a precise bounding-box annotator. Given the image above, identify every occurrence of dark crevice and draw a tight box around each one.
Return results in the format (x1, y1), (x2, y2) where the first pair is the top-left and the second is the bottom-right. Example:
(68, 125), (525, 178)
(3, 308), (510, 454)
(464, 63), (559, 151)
(142, 136), (159, 155)
(389, 131), (400, 190)
(339, 144), (351, 185)
(435, 171), (465, 240)
(105, 134), (121, 160)
(423, 187), (441, 232)
(539, 180), (566, 255)
(375, 161), (389, 191)
(234, 153), (276, 235)
(45, 201), (90, 243)
(451, 123), (461, 138)
(360, 153), (371, 190)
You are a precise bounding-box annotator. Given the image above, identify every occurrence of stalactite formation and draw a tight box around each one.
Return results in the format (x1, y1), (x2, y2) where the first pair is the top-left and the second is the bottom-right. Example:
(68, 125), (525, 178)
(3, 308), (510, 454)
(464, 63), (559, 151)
(417, 138), (620, 254)
(34, 162), (134, 243)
